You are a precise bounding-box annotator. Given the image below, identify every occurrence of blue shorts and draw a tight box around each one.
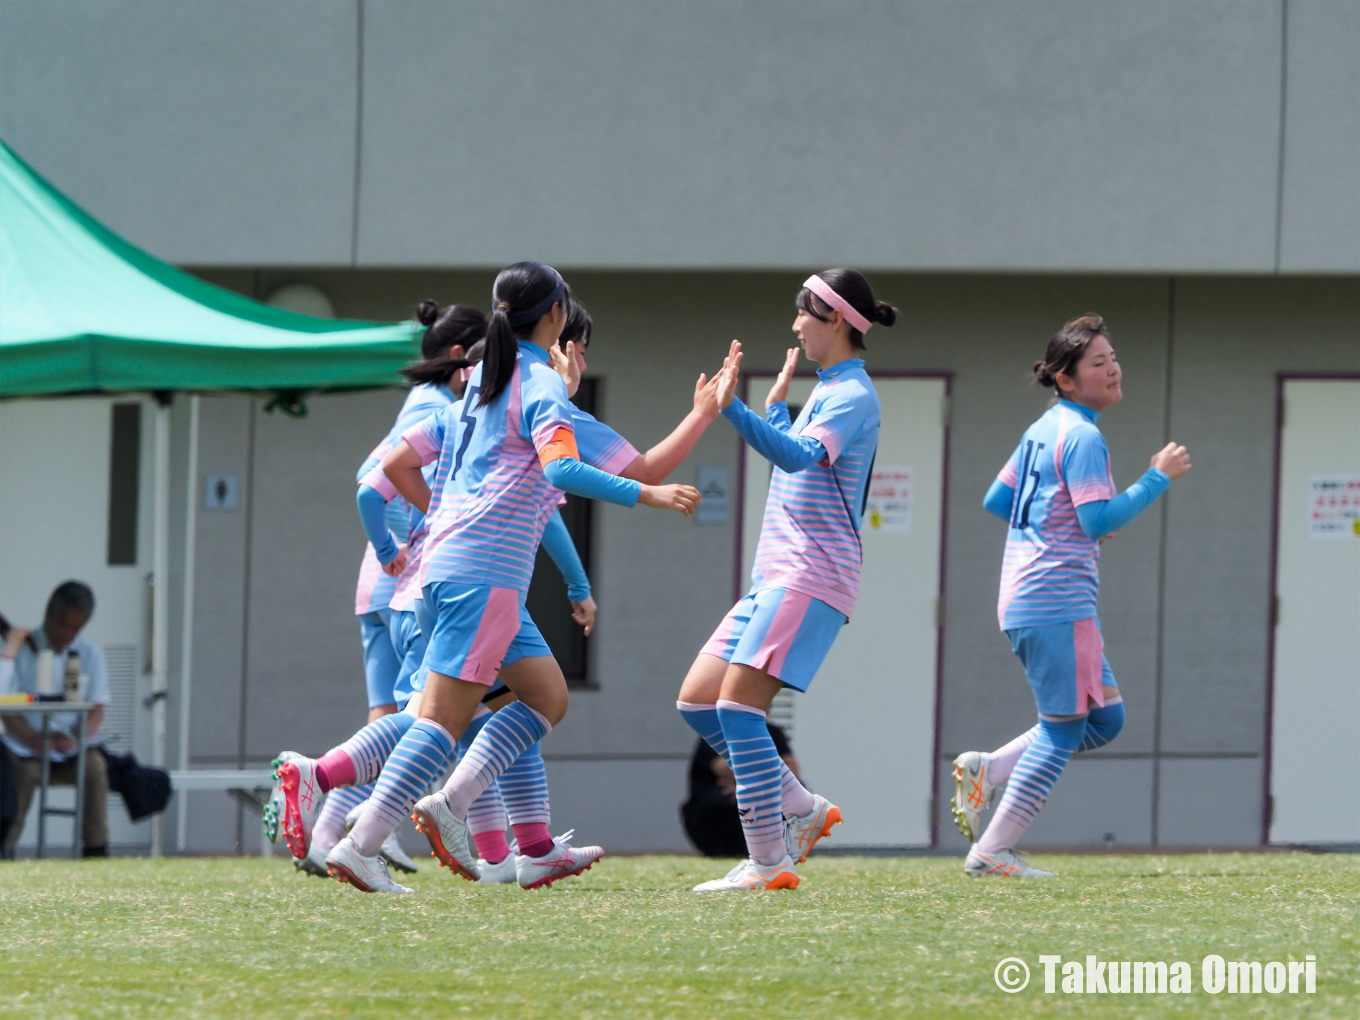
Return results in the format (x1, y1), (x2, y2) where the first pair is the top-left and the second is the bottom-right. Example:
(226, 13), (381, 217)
(1006, 617), (1117, 716)
(358, 609), (401, 708)
(701, 586), (846, 692)
(389, 608), (429, 710)
(422, 581), (552, 686)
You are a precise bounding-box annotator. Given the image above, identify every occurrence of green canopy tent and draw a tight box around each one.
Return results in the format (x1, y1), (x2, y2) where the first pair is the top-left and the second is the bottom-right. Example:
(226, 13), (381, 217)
(0, 139), (421, 850)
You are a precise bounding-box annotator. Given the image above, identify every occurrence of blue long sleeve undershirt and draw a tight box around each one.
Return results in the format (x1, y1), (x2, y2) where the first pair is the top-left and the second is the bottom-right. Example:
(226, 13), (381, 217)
(982, 468), (1172, 540)
(540, 509), (591, 601)
(542, 456), (641, 508)
(721, 398), (827, 473)
(356, 485), (400, 564)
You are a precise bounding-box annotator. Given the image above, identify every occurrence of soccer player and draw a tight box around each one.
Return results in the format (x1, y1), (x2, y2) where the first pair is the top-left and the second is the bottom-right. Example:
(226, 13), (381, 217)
(951, 314), (1191, 878)
(320, 263), (700, 892)
(681, 269), (895, 892)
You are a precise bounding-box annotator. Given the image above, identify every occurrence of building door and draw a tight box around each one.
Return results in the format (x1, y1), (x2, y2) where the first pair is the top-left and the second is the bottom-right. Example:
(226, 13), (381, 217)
(1268, 378), (1360, 845)
(740, 374), (948, 847)
(0, 396), (156, 849)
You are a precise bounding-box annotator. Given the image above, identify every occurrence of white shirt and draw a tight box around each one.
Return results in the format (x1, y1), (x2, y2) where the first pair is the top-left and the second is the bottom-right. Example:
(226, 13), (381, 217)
(0, 628), (109, 761)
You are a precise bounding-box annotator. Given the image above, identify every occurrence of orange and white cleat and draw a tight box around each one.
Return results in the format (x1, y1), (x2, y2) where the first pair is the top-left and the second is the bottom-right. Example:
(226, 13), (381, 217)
(693, 855), (800, 892)
(964, 845), (1054, 878)
(514, 829), (603, 890)
(411, 792), (480, 882)
(783, 794), (843, 863)
(325, 835), (413, 894)
(273, 756), (322, 860)
(950, 751), (995, 843)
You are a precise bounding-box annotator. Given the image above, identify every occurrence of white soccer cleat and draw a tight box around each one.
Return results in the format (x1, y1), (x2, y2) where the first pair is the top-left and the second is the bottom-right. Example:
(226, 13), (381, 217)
(964, 845), (1054, 878)
(294, 843), (330, 878)
(476, 854), (519, 885)
(380, 832), (420, 874)
(263, 751), (304, 845)
(343, 803), (365, 831)
(271, 755), (322, 859)
(693, 855), (800, 892)
(514, 829), (604, 890)
(950, 751), (996, 844)
(783, 794), (844, 864)
(411, 792), (480, 882)
(325, 835), (414, 894)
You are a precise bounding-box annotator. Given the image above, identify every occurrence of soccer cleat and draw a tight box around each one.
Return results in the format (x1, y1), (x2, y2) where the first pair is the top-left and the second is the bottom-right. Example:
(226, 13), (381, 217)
(294, 843), (331, 878)
(964, 845), (1054, 878)
(411, 792), (480, 882)
(514, 829), (604, 890)
(380, 832), (419, 875)
(263, 751), (304, 844)
(273, 756), (323, 860)
(950, 751), (996, 843)
(783, 794), (843, 863)
(325, 835), (414, 894)
(693, 855), (800, 892)
(476, 854), (519, 886)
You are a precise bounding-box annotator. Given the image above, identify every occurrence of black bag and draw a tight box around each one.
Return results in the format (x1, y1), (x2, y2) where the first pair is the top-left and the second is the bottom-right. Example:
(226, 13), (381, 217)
(100, 748), (172, 821)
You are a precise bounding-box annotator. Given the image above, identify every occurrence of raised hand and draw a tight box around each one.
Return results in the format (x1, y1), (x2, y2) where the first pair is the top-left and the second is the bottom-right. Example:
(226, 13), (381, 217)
(570, 596), (597, 636)
(693, 371), (721, 421)
(550, 340), (582, 398)
(765, 347), (800, 409)
(381, 546), (409, 578)
(1151, 443), (1192, 480)
(639, 483), (702, 516)
(715, 340), (743, 411)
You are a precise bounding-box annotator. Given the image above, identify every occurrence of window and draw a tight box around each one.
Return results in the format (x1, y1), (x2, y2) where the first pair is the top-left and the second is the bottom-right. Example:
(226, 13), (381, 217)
(106, 403), (141, 565)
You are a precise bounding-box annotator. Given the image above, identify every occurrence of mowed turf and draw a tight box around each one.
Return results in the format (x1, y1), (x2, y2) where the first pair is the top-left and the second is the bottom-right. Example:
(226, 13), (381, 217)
(1, 852), (1356, 1019)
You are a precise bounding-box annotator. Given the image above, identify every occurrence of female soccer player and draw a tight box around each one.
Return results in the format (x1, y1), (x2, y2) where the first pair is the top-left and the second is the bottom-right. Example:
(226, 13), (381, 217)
(320, 262), (700, 891)
(680, 269), (895, 892)
(951, 314), (1191, 877)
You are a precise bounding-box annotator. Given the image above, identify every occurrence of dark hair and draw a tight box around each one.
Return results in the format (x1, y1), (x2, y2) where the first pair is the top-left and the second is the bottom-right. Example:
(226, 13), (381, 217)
(481, 262), (567, 407)
(1034, 314), (1108, 389)
(560, 300), (593, 348)
(46, 581), (94, 620)
(416, 301), (487, 360)
(796, 269), (897, 350)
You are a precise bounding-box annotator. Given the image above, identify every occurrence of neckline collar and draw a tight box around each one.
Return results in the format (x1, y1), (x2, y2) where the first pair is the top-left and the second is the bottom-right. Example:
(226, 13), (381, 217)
(1058, 398), (1100, 423)
(817, 357), (865, 382)
(516, 339), (551, 363)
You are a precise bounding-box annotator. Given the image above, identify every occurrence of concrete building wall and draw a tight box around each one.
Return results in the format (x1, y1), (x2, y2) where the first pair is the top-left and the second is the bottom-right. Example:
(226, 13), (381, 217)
(2, 1), (1357, 272)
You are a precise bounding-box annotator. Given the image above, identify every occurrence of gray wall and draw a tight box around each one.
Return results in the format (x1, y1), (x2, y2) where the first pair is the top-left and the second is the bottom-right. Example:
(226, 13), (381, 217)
(2, 0), (1357, 272)
(174, 268), (1358, 853)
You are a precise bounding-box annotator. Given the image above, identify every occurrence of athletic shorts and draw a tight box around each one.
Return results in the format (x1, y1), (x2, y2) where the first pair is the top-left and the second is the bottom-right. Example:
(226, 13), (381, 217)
(1006, 616), (1117, 716)
(389, 607), (428, 710)
(422, 581), (551, 686)
(358, 609), (401, 708)
(700, 586), (846, 692)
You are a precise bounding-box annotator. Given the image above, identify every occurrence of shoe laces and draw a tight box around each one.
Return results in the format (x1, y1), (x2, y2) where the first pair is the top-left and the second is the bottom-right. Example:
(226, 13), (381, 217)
(552, 828), (576, 850)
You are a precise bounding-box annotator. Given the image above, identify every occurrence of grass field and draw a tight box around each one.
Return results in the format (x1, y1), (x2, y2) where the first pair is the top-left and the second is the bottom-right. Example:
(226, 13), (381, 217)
(2, 852), (1357, 1018)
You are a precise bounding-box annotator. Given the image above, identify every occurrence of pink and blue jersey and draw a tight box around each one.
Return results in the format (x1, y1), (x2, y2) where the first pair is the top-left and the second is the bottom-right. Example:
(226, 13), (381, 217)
(726, 358), (880, 618)
(995, 400), (1118, 630)
(354, 383), (454, 615)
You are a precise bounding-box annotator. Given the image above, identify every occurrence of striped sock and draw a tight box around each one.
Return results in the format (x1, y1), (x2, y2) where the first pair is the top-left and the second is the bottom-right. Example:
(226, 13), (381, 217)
(1078, 700), (1125, 752)
(678, 700), (814, 818)
(502, 743), (552, 857)
(977, 717), (1086, 853)
(462, 708), (510, 852)
(315, 712), (414, 791)
(987, 725), (1040, 785)
(351, 719), (455, 857)
(717, 700), (786, 866)
(311, 783), (373, 854)
(442, 702), (551, 820)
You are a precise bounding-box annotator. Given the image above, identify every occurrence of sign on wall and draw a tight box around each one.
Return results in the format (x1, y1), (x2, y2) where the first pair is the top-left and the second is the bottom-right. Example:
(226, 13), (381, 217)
(865, 466), (912, 533)
(1308, 476), (1360, 540)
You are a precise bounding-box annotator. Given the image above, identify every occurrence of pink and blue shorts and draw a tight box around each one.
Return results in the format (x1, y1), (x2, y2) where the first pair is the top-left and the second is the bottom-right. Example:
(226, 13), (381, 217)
(1006, 616), (1117, 716)
(700, 586), (846, 692)
(421, 581), (551, 687)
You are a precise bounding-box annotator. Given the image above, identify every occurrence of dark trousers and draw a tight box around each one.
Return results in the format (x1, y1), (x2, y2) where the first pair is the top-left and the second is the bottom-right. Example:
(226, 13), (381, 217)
(0, 750), (108, 855)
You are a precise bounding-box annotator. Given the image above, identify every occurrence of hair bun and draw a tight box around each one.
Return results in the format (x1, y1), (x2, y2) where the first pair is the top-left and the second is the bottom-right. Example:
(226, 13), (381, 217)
(873, 301), (897, 327)
(416, 299), (441, 327)
(1033, 360), (1056, 388)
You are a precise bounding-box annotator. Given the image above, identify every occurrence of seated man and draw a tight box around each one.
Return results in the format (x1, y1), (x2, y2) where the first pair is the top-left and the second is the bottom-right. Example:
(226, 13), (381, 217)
(0, 582), (110, 858)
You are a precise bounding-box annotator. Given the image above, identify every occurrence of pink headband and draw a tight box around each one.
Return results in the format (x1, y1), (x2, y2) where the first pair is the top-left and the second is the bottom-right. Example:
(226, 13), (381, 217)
(803, 275), (872, 334)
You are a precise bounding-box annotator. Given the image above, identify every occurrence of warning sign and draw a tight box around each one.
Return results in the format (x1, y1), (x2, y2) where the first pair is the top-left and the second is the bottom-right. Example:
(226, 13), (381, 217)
(1309, 476), (1360, 540)
(865, 467), (912, 533)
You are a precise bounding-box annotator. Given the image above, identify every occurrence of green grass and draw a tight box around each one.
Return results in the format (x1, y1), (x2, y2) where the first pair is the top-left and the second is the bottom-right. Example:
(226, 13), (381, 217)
(1, 853), (1357, 1018)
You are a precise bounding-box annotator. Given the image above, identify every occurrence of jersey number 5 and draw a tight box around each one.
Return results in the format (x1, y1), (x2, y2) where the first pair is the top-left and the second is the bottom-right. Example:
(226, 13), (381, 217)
(452, 386), (479, 479)
(1011, 439), (1045, 529)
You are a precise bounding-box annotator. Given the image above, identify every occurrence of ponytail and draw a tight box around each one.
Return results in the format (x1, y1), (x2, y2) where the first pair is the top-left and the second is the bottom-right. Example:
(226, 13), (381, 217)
(399, 357), (472, 387)
(796, 269), (897, 350)
(478, 262), (568, 407)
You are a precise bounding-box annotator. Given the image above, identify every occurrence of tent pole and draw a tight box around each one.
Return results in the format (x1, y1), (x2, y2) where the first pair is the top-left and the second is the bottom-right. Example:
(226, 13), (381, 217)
(150, 397), (171, 857)
(176, 395), (199, 853)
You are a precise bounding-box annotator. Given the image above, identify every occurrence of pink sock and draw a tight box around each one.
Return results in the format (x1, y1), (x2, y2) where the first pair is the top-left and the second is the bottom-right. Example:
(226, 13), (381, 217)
(513, 822), (554, 859)
(474, 829), (511, 864)
(315, 748), (357, 792)
(987, 725), (1040, 785)
(780, 763), (815, 818)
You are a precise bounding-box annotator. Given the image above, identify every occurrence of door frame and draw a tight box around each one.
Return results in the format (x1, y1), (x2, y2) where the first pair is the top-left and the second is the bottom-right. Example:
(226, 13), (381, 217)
(734, 369), (954, 845)
(1262, 371), (1360, 844)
